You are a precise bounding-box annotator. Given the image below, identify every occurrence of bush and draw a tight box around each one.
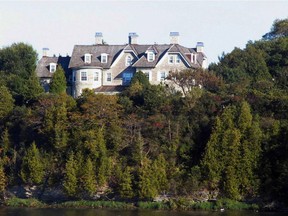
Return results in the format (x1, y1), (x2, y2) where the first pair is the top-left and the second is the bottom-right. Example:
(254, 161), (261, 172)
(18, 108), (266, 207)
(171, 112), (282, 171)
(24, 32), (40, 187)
(5, 197), (44, 207)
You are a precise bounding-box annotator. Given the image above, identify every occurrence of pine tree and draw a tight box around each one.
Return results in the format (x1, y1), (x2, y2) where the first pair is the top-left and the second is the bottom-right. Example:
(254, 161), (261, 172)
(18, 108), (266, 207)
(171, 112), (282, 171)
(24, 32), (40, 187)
(81, 157), (96, 195)
(22, 71), (44, 102)
(63, 153), (78, 197)
(50, 65), (67, 94)
(238, 101), (252, 133)
(119, 166), (134, 199)
(138, 157), (158, 199)
(20, 142), (44, 184)
(153, 154), (168, 193)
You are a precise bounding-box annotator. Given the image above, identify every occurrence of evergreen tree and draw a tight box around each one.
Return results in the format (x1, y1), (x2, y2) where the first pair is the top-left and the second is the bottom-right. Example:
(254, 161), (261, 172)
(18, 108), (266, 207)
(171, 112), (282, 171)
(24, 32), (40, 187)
(49, 65), (67, 94)
(153, 154), (168, 193)
(0, 85), (14, 119)
(20, 142), (44, 184)
(138, 157), (158, 199)
(118, 166), (134, 199)
(81, 157), (96, 195)
(63, 153), (78, 197)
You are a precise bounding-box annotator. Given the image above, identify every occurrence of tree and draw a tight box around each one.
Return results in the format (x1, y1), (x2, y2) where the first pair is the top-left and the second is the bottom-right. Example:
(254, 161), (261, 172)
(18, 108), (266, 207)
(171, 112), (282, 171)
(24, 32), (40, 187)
(49, 65), (67, 94)
(0, 128), (10, 156)
(81, 157), (96, 196)
(0, 85), (14, 119)
(263, 18), (288, 40)
(21, 71), (44, 102)
(0, 161), (6, 197)
(118, 166), (134, 199)
(20, 142), (44, 184)
(63, 153), (78, 197)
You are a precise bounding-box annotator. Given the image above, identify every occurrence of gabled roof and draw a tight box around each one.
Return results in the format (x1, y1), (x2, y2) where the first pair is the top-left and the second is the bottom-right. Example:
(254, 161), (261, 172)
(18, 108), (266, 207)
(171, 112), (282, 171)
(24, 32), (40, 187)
(68, 43), (205, 69)
(69, 45), (125, 69)
(36, 56), (71, 78)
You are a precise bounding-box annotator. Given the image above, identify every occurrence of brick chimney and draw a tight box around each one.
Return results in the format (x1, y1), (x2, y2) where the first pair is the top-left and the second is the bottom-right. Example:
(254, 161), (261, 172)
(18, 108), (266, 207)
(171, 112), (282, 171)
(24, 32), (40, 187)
(170, 32), (179, 44)
(128, 32), (138, 44)
(95, 32), (103, 45)
(196, 42), (204, 53)
(42, 48), (49, 57)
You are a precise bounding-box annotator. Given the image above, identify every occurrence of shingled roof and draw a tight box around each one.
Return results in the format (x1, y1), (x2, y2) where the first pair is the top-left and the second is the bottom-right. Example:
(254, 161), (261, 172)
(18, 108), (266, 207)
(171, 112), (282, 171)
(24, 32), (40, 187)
(36, 56), (71, 78)
(69, 43), (204, 69)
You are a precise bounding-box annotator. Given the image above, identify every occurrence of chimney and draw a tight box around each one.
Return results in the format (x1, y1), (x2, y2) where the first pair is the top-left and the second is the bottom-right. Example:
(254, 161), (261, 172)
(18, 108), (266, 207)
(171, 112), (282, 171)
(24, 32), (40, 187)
(170, 32), (179, 44)
(196, 42), (204, 53)
(42, 48), (49, 57)
(95, 32), (103, 45)
(128, 32), (138, 44)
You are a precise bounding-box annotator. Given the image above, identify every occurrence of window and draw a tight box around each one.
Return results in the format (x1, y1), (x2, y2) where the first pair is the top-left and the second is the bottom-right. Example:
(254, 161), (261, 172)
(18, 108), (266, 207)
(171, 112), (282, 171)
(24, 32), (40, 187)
(144, 71), (151, 81)
(84, 54), (91, 63)
(107, 72), (112, 82)
(81, 71), (87, 81)
(126, 56), (132, 66)
(101, 53), (108, 63)
(94, 72), (99, 81)
(176, 55), (181, 64)
(147, 52), (155, 62)
(123, 72), (133, 85)
(49, 63), (56, 73)
(160, 71), (166, 81)
(168, 55), (174, 64)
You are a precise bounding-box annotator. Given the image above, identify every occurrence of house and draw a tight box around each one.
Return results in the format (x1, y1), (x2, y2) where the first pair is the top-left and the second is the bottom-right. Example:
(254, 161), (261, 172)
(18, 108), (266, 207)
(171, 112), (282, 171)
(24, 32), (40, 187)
(36, 32), (207, 97)
(35, 49), (72, 93)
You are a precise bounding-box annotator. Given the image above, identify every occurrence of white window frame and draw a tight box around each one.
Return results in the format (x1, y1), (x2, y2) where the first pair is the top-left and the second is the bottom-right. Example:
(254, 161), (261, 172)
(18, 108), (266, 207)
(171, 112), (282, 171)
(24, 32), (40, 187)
(101, 53), (108, 63)
(106, 72), (112, 82)
(94, 71), (99, 81)
(159, 71), (167, 81)
(81, 71), (87, 81)
(126, 56), (132, 66)
(147, 52), (155, 62)
(84, 54), (92, 63)
(168, 55), (174, 64)
(176, 55), (181, 64)
(49, 63), (57, 73)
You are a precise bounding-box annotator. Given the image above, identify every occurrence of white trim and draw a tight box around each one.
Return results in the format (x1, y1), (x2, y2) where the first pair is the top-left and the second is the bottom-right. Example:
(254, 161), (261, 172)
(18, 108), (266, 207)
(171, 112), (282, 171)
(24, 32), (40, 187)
(101, 53), (108, 63)
(84, 53), (92, 64)
(106, 72), (112, 82)
(126, 55), (132, 66)
(49, 63), (57, 73)
(81, 71), (88, 81)
(147, 51), (155, 62)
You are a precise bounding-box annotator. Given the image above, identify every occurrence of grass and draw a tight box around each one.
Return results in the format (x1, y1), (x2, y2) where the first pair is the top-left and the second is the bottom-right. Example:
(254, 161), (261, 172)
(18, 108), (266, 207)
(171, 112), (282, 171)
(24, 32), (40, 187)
(3, 197), (259, 211)
(57, 200), (135, 209)
(5, 197), (45, 208)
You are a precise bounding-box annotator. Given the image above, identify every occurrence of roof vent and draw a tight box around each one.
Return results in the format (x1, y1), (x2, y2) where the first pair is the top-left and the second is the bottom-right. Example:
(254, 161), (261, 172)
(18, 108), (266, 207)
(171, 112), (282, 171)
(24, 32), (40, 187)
(170, 32), (179, 44)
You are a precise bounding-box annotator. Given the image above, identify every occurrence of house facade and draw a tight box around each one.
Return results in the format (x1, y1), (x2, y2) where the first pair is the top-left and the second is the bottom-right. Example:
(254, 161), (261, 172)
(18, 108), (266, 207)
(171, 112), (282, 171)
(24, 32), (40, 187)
(36, 32), (207, 97)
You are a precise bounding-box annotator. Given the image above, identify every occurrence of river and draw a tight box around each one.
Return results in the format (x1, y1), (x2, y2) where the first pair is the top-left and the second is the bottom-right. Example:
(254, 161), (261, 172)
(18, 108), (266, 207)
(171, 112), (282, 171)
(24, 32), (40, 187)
(0, 208), (287, 216)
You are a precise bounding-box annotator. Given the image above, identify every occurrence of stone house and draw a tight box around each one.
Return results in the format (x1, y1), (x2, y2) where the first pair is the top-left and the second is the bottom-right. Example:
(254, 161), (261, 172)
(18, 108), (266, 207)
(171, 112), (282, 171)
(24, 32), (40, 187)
(36, 32), (207, 97)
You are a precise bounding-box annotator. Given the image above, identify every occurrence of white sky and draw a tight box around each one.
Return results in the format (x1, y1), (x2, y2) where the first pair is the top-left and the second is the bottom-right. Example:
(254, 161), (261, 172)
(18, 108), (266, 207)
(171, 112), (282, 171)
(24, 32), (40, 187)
(0, 0), (287, 64)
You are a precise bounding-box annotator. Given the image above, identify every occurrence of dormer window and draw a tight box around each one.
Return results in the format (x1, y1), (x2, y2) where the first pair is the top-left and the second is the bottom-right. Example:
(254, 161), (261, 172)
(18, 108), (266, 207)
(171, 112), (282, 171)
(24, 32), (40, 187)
(101, 53), (108, 63)
(84, 53), (92, 63)
(147, 52), (155, 62)
(126, 56), (132, 66)
(49, 63), (57, 73)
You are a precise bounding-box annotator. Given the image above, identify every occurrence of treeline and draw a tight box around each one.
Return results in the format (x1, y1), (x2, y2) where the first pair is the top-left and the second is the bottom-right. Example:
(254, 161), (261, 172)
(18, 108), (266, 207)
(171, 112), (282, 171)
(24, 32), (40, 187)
(0, 19), (288, 204)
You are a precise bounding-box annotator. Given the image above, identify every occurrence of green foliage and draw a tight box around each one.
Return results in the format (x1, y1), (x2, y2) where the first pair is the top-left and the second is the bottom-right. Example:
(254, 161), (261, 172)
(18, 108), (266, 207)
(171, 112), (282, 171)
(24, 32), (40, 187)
(50, 65), (67, 94)
(1, 128), (10, 156)
(20, 142), (44, 185)
(81, 157), (96, 195)
(21, 71), (44, 102)
(263, 18), (288, 40)
(5, 197), (45, 207)
(118, 166), (134, 198)
(63, 153), (78, 197)
(0, 85), (14, 119)
(0, 162), (7, 194)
